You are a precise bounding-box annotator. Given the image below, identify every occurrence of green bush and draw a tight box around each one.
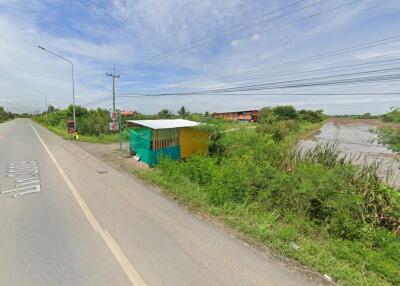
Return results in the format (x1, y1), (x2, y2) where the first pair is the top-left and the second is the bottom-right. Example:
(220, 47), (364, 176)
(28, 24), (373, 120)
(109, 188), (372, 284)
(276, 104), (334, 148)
(150, 128), (400, 285)
(375, 127), (400, 153)
(36, 105), (114, 137)
(298, 109), (325, 123)
(272, 105), (298, 120)
(382, 107), (400, 123)
(0, 106), (15, 122)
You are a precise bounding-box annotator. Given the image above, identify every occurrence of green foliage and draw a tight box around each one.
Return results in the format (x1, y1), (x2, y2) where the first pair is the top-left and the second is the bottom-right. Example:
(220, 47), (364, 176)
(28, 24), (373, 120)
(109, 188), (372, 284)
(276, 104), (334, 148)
(259, 105), (325, 124)
(272, 105), (298, 120)
(258, 106), (325, 142)
(177, 106), (190, 117)
(0, 106), (15, 122)
(157, 109), (174, 119)
(382, 107), (400, 123)
(375, 127), (400, 153)
(259, 107), (278, 124)
(354, 112), (378, 119)
(257, 120), (300, 142)
(141, 125), (400, 285)
(297, 109), (325, 123)
(47, 105), (57, 113)
(36, 105), (114, 137)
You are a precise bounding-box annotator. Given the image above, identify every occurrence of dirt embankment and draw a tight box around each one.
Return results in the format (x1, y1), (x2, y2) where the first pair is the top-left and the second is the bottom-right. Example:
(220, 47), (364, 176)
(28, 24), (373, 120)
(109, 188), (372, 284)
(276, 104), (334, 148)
(330, 117), (400, 129)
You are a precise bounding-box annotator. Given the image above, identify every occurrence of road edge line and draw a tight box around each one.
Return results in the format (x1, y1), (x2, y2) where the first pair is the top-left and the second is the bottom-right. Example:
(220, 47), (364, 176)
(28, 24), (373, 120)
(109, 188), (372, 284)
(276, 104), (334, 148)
(29, 121), (147, 286)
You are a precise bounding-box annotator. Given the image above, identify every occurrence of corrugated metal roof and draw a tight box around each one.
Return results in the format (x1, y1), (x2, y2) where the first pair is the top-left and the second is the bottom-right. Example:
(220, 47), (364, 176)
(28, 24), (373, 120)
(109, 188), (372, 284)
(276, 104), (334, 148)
(126, 119), (201, 129)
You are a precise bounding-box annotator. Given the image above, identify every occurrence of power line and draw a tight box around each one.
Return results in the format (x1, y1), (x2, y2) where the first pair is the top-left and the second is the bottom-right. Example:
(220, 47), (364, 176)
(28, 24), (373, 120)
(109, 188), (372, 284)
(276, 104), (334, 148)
(172, 33), (400, 89)
(117, 92), (399, 98)
(151, 0), (362, 63)
(120, 67), (400, 97)
(196, 66), (400, 90)
(192, 57), (400, 88)
(147, 0), (329, 62)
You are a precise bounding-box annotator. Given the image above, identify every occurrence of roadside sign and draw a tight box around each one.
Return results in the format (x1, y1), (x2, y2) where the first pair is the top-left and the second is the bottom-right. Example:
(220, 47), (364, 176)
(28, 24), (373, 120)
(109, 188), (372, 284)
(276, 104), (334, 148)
(109, 122), (119, 131)
(110, 111), (118, 121)
(67, 120), (75, 133)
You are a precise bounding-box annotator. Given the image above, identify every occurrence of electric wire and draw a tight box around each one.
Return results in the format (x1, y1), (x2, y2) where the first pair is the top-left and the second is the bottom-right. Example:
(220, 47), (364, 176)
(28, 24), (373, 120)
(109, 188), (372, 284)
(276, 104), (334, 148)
(147, 0), (330, 62)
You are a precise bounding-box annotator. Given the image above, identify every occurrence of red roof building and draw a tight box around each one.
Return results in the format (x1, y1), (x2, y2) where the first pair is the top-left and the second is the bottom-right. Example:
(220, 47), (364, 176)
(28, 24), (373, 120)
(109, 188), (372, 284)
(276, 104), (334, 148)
(121, 111), (138, 116)
(212, 110), (259, 122)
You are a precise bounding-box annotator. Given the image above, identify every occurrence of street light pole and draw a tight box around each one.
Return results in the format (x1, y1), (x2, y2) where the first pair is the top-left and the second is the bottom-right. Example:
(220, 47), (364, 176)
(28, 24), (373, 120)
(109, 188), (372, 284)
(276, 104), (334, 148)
(38, 45), (76, 131)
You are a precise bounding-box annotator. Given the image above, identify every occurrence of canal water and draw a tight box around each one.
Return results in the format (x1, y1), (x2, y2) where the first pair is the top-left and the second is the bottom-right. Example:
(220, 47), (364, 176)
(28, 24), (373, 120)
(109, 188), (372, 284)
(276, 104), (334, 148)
(299, 121), (400, 187)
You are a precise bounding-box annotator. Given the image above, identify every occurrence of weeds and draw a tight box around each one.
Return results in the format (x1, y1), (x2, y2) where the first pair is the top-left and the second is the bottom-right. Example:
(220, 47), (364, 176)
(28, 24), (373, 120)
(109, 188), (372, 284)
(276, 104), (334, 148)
(140, 127), (400, 285)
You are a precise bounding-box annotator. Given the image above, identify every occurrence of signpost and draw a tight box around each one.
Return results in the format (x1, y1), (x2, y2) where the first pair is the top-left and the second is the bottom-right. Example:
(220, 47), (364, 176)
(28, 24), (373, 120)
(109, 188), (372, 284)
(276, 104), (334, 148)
(110, 111), (118, 121)
(67, 120), (75, 133)
(109, 122), (119, 131)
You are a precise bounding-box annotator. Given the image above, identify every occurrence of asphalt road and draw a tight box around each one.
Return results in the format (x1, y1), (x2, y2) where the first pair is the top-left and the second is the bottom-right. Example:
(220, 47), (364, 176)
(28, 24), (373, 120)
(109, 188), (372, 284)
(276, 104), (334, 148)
(0, 119), (324, 286)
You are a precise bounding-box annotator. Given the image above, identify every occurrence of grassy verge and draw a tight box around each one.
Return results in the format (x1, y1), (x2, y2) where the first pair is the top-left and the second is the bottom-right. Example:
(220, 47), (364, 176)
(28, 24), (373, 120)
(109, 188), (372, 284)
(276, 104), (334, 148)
(133, 167), (396, 286)
(35, 121), (122, 144)
(132, 126), (399, 286)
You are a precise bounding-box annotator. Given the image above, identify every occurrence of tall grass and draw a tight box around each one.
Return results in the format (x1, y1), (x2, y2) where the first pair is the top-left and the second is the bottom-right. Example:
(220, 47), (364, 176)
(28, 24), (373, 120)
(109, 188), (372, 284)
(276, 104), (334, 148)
(137, 127), (400, 285)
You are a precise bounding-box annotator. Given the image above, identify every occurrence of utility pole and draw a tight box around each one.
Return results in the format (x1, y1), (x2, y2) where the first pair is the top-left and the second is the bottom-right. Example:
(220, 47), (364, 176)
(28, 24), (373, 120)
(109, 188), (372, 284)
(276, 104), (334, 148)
(106, 64), (120, 113)
(106, 65), (122, 155)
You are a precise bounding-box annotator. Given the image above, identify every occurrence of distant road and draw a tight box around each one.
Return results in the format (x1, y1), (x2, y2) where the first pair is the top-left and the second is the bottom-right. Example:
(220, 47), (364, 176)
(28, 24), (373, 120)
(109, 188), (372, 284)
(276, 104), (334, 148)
(0, 119), (323, 286)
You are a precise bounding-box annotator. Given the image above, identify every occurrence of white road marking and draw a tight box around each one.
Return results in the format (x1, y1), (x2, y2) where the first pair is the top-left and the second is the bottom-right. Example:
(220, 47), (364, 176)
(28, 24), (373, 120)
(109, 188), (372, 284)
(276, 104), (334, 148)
(29, 121), (147, 286)
(15, 180), (40, 187)
(1, 184), (41, 195)
(12, 185), (42, 198)
(2, 161), (42, 198)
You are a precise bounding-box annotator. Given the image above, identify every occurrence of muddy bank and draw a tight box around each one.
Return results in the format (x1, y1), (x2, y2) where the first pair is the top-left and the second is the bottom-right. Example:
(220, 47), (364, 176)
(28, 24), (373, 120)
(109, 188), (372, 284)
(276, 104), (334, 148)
(299, 119), (400, 187)
(329, 117), (400, 128)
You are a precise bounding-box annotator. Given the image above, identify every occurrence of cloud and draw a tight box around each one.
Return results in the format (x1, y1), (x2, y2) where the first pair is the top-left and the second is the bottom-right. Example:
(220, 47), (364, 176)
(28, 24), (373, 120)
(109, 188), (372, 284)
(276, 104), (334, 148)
(0, 0), (399, 114)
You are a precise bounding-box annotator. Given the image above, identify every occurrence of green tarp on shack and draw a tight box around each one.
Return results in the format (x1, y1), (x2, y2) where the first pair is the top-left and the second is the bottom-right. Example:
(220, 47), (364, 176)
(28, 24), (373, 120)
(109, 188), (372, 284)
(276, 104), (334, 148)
(130, 128), (181, 166)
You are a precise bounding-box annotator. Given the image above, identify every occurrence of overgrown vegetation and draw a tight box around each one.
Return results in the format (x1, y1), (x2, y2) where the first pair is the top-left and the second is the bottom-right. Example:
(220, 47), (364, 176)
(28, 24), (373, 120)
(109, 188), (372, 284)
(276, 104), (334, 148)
(375, 107), (400, 153)
(382, 107), (400, 123)
(35, 105), (131, 143)
(34, 104), (212, 143)
(376, 128), (400, 153)
(257, 106), (326, 142)
(134, 106), (399, 286)
(0, 106), (15, 122)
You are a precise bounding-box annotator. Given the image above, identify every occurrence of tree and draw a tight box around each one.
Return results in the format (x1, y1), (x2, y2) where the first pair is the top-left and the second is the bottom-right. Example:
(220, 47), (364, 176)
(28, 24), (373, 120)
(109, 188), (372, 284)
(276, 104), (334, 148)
(0, 106), (14, 122)
(47, 105), (56, 113)
(157, 109), (174, 119)
(178, 106), (190, 117)
(272, 105), (297, 120)
(66, 104), (88, 118)
(259, 107), (277, 124)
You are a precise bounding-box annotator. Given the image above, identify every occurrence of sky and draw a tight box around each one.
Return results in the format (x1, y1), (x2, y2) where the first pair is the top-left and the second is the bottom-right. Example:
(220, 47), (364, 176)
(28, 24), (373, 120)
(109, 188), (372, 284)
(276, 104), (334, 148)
(0, 0), (399, 115)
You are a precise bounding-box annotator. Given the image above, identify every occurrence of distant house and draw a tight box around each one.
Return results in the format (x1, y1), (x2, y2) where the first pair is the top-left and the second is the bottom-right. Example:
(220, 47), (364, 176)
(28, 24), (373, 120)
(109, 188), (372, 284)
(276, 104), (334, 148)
(121, 110), (138, 116)
(126, 119), (208, 166)
(212, 110), (259, 122)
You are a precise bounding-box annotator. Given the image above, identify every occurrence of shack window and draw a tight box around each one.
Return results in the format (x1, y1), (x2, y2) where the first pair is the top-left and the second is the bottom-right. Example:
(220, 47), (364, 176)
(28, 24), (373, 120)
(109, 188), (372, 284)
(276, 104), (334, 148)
(152, 128), (179, 150)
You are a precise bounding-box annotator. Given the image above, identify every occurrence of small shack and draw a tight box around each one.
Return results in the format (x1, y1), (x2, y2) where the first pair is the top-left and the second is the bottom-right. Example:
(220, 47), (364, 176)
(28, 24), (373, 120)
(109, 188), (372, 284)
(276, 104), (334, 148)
(126, 119), (208, 166)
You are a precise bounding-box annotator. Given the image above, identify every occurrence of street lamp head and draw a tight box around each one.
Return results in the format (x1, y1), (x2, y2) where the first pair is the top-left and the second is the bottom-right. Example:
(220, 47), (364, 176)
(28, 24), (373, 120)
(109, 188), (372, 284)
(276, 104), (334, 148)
(38, 45), (46, 50)
(106, 72), (112, 76)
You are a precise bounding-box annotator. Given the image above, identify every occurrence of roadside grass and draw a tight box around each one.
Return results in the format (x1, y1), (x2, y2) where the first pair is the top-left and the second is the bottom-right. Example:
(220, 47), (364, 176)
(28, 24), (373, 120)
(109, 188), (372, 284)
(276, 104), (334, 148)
(133, 126), (400, 286)
(36, 121), (124, 144)
(133, 166), (395, 286)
